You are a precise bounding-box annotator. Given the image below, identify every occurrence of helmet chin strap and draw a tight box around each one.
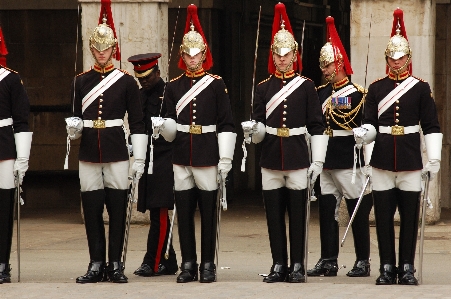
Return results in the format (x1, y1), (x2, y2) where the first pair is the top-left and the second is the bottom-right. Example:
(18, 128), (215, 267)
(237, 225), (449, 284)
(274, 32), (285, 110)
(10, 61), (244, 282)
(386, 55), (411, 75)
(325, 60), (343, 83)
(182, 50), (206, 72)
(273, 50), (297, 74)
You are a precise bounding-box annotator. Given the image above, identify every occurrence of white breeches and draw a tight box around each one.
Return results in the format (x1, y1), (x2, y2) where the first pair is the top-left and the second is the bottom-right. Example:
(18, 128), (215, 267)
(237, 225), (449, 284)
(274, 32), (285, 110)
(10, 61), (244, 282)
(0, 159), (15, 189)
(261, 167), (308, 190)
(371, 168), (422, 192)
(173, 164), (218, 191)
(79, 160), (130, 192)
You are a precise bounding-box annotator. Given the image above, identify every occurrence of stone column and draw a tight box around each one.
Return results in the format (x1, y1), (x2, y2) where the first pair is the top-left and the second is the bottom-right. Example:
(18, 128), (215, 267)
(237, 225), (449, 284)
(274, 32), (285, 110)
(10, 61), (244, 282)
(79, 0), (169, 223)
(340, 0), (439, 224)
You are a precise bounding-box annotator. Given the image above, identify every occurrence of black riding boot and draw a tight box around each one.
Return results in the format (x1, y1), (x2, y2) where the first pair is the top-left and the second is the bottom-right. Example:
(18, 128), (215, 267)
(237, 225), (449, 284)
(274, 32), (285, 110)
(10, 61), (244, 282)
(345, 193), (373, 277)
(307, 194), (339, 277)
(175, 188), (198, 283)
(373, 189), (398, 285)
(397, 190), (421, 285)
(0, 188), (15, 284)
(198, 190), (218, 283)
(105, 188), (128, 283)
(286, 189), (307, 283)
(76, 190), (107, 283)
(262, 188), (288, 283)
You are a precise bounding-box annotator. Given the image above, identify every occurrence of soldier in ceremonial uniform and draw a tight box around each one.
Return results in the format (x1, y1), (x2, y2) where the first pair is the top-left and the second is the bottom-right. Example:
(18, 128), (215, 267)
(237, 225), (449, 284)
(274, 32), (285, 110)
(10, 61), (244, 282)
(0, 42), (33, 284)
(248, 3), (328, 283)
(158, 4), (236, 283)
(127, 53), (178, 277)
(66, 1), (146, 283)
(307, 16), (373, 278)
(354, 8), (442, 285)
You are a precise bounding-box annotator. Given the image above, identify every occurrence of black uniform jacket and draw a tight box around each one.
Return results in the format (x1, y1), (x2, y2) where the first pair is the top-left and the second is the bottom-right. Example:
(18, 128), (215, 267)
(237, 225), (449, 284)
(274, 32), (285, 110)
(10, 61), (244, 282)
(72, 67), (145, 163)
(0, 66), (30, 161)
(363, 73), (440, 172)
(317, 78), (364, 170)
(254, 72), (325, 171)
(165, 70), (235, 167)
(137, 78), (174, 211)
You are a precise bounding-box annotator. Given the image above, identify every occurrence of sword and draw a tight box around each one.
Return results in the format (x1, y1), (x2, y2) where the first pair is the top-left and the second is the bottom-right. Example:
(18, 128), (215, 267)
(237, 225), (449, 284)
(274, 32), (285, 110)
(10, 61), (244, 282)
(15, 171), (22, 282)
(299, 20), (305, 72)
(215, 172), (227, 268)
(341, 175), (371, 247)
(164, 204), (176, 260)
(418, 171), (430, 285)
(304, 175), (313, 283)
(121, 175), (138, 269)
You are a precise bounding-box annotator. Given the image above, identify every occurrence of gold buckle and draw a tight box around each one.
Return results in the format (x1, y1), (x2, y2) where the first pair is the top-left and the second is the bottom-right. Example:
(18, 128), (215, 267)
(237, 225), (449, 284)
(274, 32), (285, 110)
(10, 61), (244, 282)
(324, 127), (333, 137)
(93, 120), (106, 129)
(189, 125), (202, 134)
(277, 128), (289, 137)
(391, 125), (404, 135)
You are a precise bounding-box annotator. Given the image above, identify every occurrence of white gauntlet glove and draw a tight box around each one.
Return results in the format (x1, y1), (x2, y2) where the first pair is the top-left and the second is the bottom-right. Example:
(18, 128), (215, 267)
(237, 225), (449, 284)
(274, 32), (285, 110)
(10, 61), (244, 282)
(307, 161), (323, 185)
(151, 116), (165, 139)
(218, 132), (237, 179)
(65, 117), (83, 140)
(130, 134), (148, 180)
(14, 132), (33, 185)
(423, 133), (443, 181)
(218, 158), (232, 177)
(353, 124), (376, 149)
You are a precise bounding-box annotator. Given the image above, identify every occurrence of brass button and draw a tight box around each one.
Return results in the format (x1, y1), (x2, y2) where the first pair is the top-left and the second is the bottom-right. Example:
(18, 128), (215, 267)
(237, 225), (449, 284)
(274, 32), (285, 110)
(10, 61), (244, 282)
(396, 100), (400, 104)
(284, 105), (287, 108)
(283, 118), (286, 121)
(284, 99), (287, 102)
(98, 117), (102, 120)
(192, 122), (196, 125)
(395, 113), (399, 116)
(282, 80), (286, 84)
(100, 94), (104, 97)
(282, 124), (286, 128)
(193, 103), (197, 107)
(99, 111), (102, 114)
(193, 110), (196, 113)
(99, 105), (103, 108)
(396, 106), (399, 110)
(193, 116), (196, 119)
(283, 111), (287, 115)
(395, 119), (399, 123)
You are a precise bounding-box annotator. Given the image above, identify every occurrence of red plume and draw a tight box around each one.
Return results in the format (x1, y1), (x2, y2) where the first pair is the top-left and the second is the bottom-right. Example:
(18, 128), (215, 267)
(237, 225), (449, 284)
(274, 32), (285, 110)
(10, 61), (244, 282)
(98, 0), (120, 61)
(178, 4), (213, 71)
(0, 27), (8, 67)
(268, 2), (302, 74)
(387, 8), (411, 74)
(326, 16), (353, 75)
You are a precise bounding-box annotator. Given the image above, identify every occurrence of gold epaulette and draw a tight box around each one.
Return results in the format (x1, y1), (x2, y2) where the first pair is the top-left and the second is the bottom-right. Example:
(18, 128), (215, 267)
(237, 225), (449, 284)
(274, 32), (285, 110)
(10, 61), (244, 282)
(206, 72), (221, 79)
(1, 66), (18, 74)
(298, 74), (313, 82)
(353, 83), (367, 94)
(170, 73), (184, 82)
(75, 69), (91, 77)
(316, 83), (329, 91)
(258, 75), (272, 85)
(119, 69), (130, 75)
(412, 76), (426, 83)
(371, 77), (385, 84)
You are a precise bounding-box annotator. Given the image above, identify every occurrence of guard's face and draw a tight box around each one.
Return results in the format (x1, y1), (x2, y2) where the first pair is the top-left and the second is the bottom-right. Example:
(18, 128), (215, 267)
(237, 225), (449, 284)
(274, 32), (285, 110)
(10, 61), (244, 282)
(387, 55), (409, 72)
(182, 52), (203, 71)
(138, 69), (160, 90)
(273, 51), (294, 72)
(321, 62), (337, 82)
(91, 47), (114, 65)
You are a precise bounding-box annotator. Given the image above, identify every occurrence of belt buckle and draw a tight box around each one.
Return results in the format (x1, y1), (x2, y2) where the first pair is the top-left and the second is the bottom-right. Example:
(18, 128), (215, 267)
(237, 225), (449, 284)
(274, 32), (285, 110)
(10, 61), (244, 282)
(324, 127), (333, 137)
(277, 128), (289, 137)
(189, 125), (202, 134)
(93, 120), (106, 129)
(391, 125), (404, 135)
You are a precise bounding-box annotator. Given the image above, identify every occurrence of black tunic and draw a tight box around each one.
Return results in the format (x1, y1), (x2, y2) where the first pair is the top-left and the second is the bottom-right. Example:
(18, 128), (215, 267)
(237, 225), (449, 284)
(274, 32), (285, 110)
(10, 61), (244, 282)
(72, 68), (145, 163)
(164, 71), (235, 167)
(253, 74), (325, 171)
(363, 75), (440, 172)
(137, 78), (174, 211)
(0, 67), (30, 161)
(317, 79), (364, 170)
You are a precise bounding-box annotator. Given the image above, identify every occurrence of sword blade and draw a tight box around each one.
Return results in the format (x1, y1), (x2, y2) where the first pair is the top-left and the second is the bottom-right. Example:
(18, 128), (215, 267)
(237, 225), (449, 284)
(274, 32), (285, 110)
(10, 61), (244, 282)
(418, 172), (430, 285)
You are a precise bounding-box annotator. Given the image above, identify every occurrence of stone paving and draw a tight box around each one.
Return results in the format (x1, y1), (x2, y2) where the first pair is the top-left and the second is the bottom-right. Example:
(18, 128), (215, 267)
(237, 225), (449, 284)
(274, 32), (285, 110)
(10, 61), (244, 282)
(3, 198), (451, 298)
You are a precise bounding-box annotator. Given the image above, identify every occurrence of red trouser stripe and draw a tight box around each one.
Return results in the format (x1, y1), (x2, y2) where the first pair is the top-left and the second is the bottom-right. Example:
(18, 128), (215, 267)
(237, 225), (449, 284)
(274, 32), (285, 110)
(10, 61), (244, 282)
(154, 208), (168, 272)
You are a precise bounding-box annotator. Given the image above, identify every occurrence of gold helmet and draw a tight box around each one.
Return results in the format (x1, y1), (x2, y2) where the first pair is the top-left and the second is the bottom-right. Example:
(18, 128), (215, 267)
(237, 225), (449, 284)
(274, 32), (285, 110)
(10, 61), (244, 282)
(319, 42), (341, 69)
(271, 22), (298, 57)
(385, 29), (411, 60)
(89, 17), (117, 52)
(180, 23), (206, 57)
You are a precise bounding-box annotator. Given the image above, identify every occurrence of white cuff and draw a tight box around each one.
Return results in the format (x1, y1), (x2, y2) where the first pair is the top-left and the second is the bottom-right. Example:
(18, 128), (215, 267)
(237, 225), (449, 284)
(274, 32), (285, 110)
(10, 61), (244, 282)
(424, 133), (443, 161)
(218, 132), (237, 160)
(311, 134), (329, 163)
(130, 134), (148, 160)
(14, 132), (33, 159)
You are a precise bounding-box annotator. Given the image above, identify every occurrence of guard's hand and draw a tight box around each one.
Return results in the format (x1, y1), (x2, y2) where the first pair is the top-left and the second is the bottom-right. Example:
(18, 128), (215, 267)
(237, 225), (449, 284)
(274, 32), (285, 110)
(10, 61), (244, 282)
(353, 127), (368, 149)
(14, 157), (29, 185)
(65, 117), (83, 140)
(363, 165), (372, 178)
(307, 161), (323, 185)
(218, 157), (232, 178)
(151, 117), (165, 139)
(132, 159), (145, 180)
(422, 159), (440, 181)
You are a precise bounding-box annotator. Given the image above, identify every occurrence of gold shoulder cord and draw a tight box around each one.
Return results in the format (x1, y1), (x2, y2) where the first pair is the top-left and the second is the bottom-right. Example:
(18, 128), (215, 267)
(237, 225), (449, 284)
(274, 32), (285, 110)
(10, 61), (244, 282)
(325, 94), (365, 131)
